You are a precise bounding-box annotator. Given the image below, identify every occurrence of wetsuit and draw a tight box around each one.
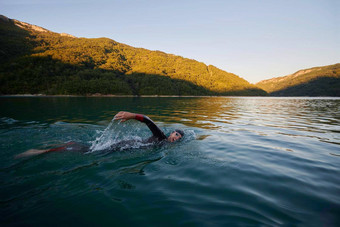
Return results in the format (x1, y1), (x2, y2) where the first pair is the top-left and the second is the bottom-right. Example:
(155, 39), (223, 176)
(46, 114), (167, 153)
(134, 114), (167, 143)
(47, 141), (89, 152)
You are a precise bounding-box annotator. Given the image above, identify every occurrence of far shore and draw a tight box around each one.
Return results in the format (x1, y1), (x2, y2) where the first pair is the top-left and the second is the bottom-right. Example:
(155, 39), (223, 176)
(1, 94), (339, 98)
(0, 94), (220, 98)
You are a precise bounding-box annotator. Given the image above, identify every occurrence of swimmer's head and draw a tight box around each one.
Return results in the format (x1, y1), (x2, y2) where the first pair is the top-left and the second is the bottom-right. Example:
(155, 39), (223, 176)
(168, 129), (184, 142)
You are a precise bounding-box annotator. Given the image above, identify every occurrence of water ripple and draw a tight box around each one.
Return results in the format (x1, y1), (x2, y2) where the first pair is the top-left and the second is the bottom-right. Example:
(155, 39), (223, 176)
(1, 97), (339, 226)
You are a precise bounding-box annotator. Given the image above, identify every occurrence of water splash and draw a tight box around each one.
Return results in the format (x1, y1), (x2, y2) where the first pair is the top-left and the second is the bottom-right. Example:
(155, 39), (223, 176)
(181, 129), (196, 142)
(89, 118), (147, 153)
(89, 117), (121, 152)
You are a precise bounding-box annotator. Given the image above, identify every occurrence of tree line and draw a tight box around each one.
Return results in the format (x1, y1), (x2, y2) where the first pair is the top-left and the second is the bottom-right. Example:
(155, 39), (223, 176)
(0, 17), (266, 96)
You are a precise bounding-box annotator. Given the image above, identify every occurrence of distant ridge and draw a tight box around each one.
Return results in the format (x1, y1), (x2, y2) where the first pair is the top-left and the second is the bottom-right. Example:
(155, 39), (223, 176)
(0, 15), (266, 96)
(0, 15), (76, 37)
(256, 64), (340, 96)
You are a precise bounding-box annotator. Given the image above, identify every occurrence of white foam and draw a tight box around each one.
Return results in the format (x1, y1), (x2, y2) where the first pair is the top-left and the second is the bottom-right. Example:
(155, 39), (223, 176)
(89, 117), (120, 152)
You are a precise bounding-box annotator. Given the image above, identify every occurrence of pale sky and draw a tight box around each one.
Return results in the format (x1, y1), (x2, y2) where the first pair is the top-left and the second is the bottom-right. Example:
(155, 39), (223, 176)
(1, 0), (339, 83)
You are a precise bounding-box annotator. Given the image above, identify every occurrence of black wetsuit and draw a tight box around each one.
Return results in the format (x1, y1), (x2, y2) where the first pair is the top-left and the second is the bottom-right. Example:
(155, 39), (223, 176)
(47, 114), (167, 153)
(134, 114), (167, 143)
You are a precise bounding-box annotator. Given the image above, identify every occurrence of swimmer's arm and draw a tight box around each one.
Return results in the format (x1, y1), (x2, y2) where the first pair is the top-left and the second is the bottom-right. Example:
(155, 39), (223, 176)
(135, 115), (167, 140)
(114, 111), (136, 122)
(114, 111), (167, 140)
(114, 111), (155, 124)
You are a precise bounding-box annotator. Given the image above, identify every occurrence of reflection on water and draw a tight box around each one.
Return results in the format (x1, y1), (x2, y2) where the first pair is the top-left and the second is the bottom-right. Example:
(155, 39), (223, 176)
(1, 97), (340, 226)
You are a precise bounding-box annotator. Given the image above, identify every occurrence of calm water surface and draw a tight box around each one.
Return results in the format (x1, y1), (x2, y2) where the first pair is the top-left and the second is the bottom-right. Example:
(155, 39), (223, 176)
(1, 97), (339, 226)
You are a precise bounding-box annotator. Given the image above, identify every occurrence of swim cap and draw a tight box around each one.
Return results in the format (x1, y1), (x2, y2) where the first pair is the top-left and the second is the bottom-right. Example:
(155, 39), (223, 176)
(174, 129), (184, 137)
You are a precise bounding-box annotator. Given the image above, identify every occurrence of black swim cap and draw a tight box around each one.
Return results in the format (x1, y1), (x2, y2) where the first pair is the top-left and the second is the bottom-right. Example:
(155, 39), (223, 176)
(174, 129), (184, 137)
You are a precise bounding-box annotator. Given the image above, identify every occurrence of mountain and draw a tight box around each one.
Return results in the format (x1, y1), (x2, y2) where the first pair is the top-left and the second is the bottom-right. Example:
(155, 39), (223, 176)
(0, 15), (266, 96)
(256, 64), (340, 96)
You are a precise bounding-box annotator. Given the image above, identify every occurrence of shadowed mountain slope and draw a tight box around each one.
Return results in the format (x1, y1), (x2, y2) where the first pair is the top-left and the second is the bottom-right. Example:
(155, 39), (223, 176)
(256, 64), (340, 96)
(0, 15), (266, 96)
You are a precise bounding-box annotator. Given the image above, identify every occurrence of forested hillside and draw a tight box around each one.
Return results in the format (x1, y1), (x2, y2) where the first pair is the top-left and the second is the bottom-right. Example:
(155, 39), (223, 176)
(256, 64), (340, 96)
(0, 15), (266, 96)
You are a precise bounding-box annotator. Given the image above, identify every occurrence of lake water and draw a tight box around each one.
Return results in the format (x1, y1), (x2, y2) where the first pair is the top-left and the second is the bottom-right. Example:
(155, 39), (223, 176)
(1, 97), (339, 226)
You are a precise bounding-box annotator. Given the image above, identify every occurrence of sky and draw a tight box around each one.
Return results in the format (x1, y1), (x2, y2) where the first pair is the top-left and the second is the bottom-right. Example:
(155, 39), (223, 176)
(1, 0), (339, 83)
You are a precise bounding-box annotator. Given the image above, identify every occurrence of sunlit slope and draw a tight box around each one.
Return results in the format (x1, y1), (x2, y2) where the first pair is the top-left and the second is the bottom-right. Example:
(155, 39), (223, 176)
(0, 15), (266, 96)
(256, 64), (340, 96)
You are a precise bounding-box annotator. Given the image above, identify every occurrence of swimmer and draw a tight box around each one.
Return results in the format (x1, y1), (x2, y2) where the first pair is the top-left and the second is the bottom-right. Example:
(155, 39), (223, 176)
(15, 111), (184, 158)
(114, 111), (184, 143)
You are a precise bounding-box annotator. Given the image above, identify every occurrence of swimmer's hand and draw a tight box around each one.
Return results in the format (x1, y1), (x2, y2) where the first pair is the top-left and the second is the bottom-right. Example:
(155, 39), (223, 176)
(114, 111), (136, 122)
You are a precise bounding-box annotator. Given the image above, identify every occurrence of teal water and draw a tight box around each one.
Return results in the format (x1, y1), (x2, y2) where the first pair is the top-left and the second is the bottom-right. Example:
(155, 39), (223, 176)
(1, 97), (339, 226)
